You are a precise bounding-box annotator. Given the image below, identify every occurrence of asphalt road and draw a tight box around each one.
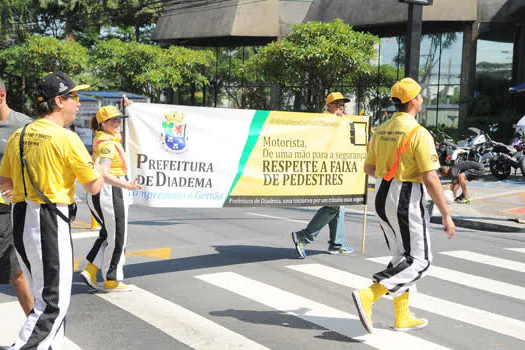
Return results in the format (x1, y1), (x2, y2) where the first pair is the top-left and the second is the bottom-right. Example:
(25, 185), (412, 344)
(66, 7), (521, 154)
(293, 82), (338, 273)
(1, 203), (525, 350)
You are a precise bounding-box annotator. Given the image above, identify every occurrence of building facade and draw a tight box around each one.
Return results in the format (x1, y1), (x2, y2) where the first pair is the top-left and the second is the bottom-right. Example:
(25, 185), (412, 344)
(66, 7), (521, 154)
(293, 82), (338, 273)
(153, 0), (525, 132)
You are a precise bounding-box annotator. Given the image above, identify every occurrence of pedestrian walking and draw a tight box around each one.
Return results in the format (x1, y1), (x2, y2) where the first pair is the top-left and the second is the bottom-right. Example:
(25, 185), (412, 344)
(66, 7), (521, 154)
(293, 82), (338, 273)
(438, 161), (484, 203)
(0, 72), (104, 349)
(291, 92), (354, 259)
(80, 105), (141, 292)
(352, 78), (455, 333)
(0, 77), (33, 317)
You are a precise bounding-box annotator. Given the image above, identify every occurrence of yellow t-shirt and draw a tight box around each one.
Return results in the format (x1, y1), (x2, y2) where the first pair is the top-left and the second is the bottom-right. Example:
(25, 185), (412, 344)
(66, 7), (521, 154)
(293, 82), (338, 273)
(92, 131), (127, 177)
(0, 118), (99, 204)
(365, 112), (439, 184)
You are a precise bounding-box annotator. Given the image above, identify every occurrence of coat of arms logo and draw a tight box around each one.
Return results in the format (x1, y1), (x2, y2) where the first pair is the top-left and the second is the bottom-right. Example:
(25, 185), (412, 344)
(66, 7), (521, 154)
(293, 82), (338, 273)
(161, 111), (188, 153)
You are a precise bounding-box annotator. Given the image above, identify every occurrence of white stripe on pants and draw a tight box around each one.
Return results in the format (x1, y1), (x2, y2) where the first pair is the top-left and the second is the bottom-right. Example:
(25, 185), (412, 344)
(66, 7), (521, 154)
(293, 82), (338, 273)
(372, 178), (432, 297)
(11, 201), (72, 350)
(86, 181), (128, 281)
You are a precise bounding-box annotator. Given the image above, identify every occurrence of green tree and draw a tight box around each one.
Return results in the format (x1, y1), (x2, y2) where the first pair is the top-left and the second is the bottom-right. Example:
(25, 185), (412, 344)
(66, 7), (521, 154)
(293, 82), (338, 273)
(0, 0), (34, 43)
(0, 0), (166, 45)
(0, 35), (88, 113)
(247, 19), (379, 112)
(210, 47), (270, 109)
(349, 64), (399, 123)
(89, 39), (214, 101)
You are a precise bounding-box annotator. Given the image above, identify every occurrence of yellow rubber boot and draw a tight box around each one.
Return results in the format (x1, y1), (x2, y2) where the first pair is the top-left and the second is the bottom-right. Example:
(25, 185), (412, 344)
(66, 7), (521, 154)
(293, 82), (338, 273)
(80, 262), (99, 290)
(352, 282), (388, 333)
(393, 292), (428, 331)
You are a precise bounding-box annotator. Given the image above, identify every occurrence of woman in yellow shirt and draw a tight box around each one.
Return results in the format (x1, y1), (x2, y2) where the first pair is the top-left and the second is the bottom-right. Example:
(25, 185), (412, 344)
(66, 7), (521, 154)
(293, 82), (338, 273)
(80, 105), (141, 292)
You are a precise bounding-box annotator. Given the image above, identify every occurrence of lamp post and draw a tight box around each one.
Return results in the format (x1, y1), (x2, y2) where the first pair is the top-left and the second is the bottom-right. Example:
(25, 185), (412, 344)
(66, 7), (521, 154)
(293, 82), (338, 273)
(399, 0), (433, 80)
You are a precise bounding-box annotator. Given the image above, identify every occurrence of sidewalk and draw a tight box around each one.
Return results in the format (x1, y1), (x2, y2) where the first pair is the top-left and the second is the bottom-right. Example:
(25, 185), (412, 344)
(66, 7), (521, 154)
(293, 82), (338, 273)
(431, 174), (525, 233)
(365, 174), (525, 233)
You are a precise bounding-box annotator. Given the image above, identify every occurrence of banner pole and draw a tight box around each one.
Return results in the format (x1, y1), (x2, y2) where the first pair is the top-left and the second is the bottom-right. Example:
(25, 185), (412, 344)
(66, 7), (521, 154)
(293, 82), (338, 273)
(361, 115), (372, 254)
(361, 204), (367, 253)
(120, 95), (127, 151)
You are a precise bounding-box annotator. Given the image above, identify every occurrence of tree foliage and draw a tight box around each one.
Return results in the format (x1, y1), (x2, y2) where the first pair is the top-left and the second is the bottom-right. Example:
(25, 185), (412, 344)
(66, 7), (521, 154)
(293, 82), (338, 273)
(349, 64), (399, 124)
(0, 0), (165, 45)
(210, 47), (270, 109)
(247, 19), (379, 111)
(89, 39), (214, 101)
(0, 35), (88, 113)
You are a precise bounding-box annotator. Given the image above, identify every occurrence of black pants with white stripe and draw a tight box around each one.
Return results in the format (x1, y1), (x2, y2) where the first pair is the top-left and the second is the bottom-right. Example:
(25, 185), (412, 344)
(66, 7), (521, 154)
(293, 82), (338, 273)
(86, 182), (128, 281)
(11, 201), (73, 350)
(373, 178), (433, 297)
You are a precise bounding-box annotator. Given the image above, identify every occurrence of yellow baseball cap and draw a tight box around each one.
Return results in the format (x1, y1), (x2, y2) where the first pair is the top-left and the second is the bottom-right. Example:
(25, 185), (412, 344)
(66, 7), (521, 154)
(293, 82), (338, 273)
(391, 78), (422, 104)
(96, 105), (123, 123)
(326, 92), (350, 105)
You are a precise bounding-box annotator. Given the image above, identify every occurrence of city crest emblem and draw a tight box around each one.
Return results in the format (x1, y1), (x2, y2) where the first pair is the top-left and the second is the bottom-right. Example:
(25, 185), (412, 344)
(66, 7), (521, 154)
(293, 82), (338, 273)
(161, 111), (188, 153)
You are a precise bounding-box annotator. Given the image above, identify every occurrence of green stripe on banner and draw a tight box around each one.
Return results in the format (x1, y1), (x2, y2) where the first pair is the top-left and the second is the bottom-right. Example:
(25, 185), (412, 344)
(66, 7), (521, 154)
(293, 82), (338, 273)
(224, 110), (270, 204)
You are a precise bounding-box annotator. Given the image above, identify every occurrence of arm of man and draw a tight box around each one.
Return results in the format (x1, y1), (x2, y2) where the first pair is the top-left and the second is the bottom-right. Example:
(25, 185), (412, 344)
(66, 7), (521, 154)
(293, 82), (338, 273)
(422, 170), (455, 239)
(364, 163), (376, 177)
(0, 176), (13, 197)
(82, 157), (105, 195)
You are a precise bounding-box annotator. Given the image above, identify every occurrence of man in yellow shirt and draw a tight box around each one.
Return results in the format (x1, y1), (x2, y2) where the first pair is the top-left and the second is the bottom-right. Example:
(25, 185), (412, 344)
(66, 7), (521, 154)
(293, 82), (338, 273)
(292, 92), (354, 258)
(0, 72), (105, 350)
(352, 78), (455, 333)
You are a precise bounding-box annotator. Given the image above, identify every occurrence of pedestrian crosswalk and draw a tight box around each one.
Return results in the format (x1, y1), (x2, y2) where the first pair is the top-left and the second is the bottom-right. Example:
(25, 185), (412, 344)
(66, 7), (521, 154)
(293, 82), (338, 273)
(0, 302), (82, 350)
(440, 250), (525, 273)
(1, 247), (524, 349)
(368, 256), (525, 301)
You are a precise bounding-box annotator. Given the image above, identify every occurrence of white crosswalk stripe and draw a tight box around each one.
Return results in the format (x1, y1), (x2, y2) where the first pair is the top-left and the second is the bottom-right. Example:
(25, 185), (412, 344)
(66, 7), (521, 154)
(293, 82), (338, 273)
(0, 302), (82, 350)
(286, 263), (525, 341)
(2, 245), (525, 349)
(368, 256), (525, 302)
(196, 271), (451, 350)
(440, 251), (525, 273)
(96, 285), (269, 349)
(507, 247), (525, 254)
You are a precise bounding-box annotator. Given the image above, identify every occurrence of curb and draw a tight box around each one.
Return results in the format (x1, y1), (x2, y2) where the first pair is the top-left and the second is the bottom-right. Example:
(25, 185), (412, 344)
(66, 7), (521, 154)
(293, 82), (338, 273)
(430, 216), (525, 233)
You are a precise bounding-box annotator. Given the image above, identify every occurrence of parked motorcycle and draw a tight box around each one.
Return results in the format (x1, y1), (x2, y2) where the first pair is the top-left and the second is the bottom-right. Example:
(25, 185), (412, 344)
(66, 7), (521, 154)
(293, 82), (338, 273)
(432, 129), (459, 165)
(446, 125), (495, 165)
(511, 131), (525, 176)
(477, 127), (521, 179)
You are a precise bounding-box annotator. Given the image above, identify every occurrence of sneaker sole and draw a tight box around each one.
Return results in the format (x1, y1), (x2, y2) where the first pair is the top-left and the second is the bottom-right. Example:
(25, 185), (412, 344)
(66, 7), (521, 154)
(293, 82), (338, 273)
(352, 291), (373, 334)
(328, 250), (355, 255)
(393, 319), (428, 332)
(291, 232), (306, 259)
(80, 271), (99, 290)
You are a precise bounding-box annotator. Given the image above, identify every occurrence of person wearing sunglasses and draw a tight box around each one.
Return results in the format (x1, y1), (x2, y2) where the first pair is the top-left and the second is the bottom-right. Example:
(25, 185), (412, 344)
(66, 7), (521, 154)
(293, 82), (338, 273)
(292, 92), (355, 258)
(80, 105), (141, 293)
(0, 72), (105, 350)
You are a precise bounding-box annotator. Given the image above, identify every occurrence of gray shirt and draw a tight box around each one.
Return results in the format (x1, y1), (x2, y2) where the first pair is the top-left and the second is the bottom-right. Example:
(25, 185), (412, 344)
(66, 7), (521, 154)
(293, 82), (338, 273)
(0, 109), (33, 160)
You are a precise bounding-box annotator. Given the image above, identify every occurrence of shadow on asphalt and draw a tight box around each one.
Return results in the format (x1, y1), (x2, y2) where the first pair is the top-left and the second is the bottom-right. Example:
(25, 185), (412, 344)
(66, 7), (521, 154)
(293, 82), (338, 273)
(209, 309), (361, 342)
(70, 245), (326, 293)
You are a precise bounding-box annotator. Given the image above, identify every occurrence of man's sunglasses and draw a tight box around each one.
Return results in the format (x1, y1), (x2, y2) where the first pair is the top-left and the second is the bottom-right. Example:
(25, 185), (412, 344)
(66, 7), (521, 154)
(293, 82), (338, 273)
(61, 93), (80, 103)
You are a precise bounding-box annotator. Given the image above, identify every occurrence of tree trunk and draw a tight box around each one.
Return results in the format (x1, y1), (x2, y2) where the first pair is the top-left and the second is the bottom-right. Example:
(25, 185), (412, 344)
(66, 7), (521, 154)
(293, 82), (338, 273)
(190, 82), (196, 105)
(135, 25), (140, 42)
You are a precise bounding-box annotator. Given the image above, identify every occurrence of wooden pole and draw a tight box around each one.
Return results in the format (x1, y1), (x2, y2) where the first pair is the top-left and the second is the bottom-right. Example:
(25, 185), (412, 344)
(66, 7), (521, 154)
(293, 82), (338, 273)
(361, 204), (368, 254)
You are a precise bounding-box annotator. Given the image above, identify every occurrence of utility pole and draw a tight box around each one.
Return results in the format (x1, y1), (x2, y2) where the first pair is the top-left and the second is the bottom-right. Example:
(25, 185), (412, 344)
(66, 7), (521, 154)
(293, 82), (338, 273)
(399, 0), (434, 80)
